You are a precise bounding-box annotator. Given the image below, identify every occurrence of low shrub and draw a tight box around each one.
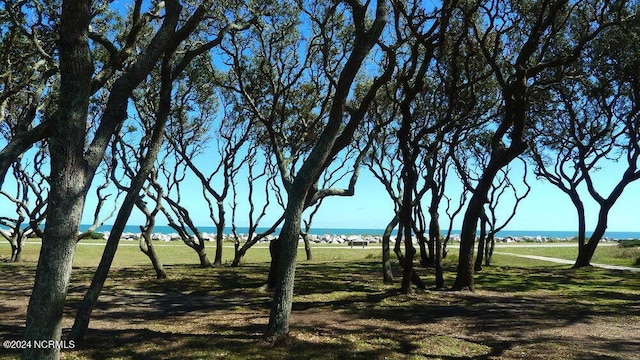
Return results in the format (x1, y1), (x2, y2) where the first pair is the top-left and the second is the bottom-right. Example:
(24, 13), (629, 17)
(617, 239), (640, 248)
(87, 231), (105, 240)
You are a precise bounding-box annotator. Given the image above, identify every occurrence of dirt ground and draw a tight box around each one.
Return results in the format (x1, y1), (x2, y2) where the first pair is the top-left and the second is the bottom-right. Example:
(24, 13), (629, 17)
(1, 263), (639, 359)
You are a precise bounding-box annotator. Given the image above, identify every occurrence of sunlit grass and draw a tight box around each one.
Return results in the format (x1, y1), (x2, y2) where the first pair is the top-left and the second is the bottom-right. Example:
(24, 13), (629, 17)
(492, 241), (640, 267)
(0, 239), (383, 268)
(1, 242), (639, 360)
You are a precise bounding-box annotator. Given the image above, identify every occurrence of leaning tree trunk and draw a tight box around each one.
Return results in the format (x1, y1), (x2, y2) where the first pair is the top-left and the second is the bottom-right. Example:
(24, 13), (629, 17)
(301, 232), (313, 261)
(265, 193), (305, 339)
(213, 202), (225, 266)
(484, 231), (496, 267)
(474, 212), (488, 272)
(139, 228), (167, 280)
(10, 241), (18, 262)
(14, 234), (25, 262)
(453, 195), (482, 291)
(68, 53), (173, 343)
(573, 175), (633, 268)
(69, 193), (136, 342)
(264, 0), (387, 339)
(265, 239), (280, 290)
(9, 235), (25, 262)
(454, 166), (503, 291)
(382, 215), (398, 284)
(69, 122), (168, 341)
(23, 2), (92, 358)
(454, 139), (525, 291)
(136, 193), (167, 279)
(232, 230), (275, 267)
(231, 220), (282, 267)
(429, 207), (444, 289)
(175, 229), (212, 267)
(574, 202), (613, 268)
(196, 244), (212, 268)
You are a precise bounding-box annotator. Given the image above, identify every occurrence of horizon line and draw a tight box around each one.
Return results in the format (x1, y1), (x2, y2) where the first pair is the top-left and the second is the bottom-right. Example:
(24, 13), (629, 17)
(81, 224), (640, 233)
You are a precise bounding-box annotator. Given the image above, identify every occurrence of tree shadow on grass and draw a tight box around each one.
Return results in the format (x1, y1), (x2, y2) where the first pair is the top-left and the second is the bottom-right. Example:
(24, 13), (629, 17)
(2, 261), (639, 359)
(72, 325), (393, 360)
(476, 265), (640, 293)
(65, 266), (273, 322)
(76, 262), (640, 359)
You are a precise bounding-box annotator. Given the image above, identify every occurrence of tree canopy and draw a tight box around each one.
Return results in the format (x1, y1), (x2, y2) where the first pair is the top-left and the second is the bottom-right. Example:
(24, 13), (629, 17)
(0, 0), (637, 357)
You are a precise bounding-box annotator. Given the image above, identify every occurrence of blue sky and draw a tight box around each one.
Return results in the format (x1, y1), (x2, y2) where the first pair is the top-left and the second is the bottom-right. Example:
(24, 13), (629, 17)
(1, 153), (635, 233)
(1, 2), (638, 235)
(70, 146), (639, 233)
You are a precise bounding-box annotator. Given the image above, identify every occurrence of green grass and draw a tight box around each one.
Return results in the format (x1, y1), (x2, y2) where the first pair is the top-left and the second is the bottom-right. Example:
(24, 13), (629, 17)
(2, 239), (640, 269)
(1, 240), (639, 360)
(492, 242), (640, 267)
(0, 239), (386, 267)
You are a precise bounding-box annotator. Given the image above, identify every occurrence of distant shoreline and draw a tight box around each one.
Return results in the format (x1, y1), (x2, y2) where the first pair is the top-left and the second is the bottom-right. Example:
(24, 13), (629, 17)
(77, 225), (640, 241)
(2, 224), (637, 241)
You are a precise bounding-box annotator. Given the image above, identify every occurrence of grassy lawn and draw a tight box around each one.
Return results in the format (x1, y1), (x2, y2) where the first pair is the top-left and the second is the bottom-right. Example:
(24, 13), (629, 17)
(1, 240), (639, 359)
(3, 238), (639, 268)
(491, 241), (640, 267)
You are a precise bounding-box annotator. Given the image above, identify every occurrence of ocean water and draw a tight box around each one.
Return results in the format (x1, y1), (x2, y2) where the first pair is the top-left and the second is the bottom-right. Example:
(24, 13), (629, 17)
(79, 225), (640, 240)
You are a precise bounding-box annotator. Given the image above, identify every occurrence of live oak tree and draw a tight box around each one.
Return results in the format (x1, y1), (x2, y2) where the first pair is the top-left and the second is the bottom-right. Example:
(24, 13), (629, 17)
(453, 0), (621, 291)
(0, 148), (47, 262)
(231, 0), (391, 339)
(529, 7), (640, 267)
(136, 185), (168, 279)
(218, 0), (387, 292)
(478, 160), (530, 269)
(229, 144), (284, 267)
(453, 131), (531, 271)
(17, 1), (260, 357)
(371, 0), (489, 291)
(363, 90), (402, 284)
(571, 8), (640, 267)
(217, 1), (337, 256)
(68, 0), (260, 344)
(363, 89), (431, 290)
(153, 107), (216, 269)
(0, 1), (57, 184)
(164, 79), (253, 267)
(392, 1), (445, 294)
(108, 91), (171, 279)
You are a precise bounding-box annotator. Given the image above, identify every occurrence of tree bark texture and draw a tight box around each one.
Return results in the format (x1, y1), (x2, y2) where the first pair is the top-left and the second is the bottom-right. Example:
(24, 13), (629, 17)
(265, 197), (304, 338)
(140, 228), (168, 280)
(302, 232), (313, 261)
(23, 1), (93, 358)
(474, 213), (488, 272)
(214, 202), (225, 266)
(454, 158), (510, 291)
(69, 53), (173, 342)
(429, 209), (444, 289)
(264, 0), (387, 339)
(266, 239), (280, 290)
(382, 215), (398, 284)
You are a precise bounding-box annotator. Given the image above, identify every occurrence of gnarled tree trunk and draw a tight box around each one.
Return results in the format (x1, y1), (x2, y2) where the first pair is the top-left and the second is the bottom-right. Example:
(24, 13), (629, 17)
(382, 215), (398, 284)
(23, 2), (93, 358)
